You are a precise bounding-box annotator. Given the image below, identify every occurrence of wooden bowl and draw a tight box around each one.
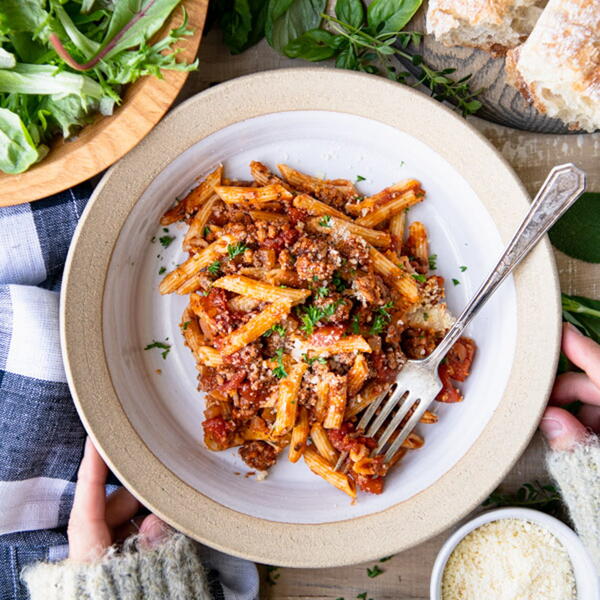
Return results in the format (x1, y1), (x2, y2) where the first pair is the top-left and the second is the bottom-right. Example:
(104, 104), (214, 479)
(0, 0), (207, 207)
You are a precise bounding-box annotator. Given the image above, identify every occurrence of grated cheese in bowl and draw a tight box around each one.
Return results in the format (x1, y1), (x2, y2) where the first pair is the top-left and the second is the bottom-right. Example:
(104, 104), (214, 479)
(441, 518), (576, 600)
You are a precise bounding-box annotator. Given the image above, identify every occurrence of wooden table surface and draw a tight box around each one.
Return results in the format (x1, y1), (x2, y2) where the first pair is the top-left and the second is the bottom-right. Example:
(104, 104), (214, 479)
(178, 29), (600, 600)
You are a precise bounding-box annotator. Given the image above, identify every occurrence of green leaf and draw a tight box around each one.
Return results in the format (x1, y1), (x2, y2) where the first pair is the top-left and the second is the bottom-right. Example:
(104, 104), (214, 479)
(219, 0), (253, 53)
(366, 0), (422, 34)
(335, 0), (365, 29)
(335, 43), (358, 69)
(0, 48), (16, 69)
(0, 107), (46, 174)
(549, 193), (600, 263)
(0, 0), (51, 35)
(284, 29), (340, 61)
(53, 2), (100, 58)
(265, 0), (326, 54)
(102, 0), (182, 60)
(562, 293), (600, 344)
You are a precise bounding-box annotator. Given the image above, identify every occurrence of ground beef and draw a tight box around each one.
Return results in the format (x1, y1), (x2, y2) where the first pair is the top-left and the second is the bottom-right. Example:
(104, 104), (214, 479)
(293, 235), (341, 282)
(239, 441), (278, 471)
(401, 327), (443, 359)
(421, 275), (445, 308)
(333, 232), (370, 269)
(353, 272), (388, 306)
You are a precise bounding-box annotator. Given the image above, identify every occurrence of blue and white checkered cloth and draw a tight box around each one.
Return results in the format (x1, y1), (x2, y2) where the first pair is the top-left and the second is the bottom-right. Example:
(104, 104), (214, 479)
(0, 185), (259, 600)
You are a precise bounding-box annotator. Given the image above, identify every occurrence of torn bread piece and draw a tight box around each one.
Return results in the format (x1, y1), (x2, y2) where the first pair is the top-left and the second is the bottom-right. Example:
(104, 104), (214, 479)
(505, 0), (600, 132)
(426, 0), (547, 55)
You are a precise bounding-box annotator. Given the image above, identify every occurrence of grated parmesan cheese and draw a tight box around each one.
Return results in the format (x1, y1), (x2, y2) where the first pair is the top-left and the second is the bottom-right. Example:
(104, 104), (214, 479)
(442, 519), (576, 600)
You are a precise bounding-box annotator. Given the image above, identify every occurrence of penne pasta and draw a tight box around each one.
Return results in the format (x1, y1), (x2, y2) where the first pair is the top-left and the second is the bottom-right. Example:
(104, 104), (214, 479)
(278, 164), (347, 206)
(213, 274), (311, 305)
(345, 382), (382, 418)
(250, 160), (291, 189)
(159, 233), (237, 295)
(293, 194), (350, 221)
(180, 308), (204, 357)
(272, 361), (308, 435)
(303, 447), (356, 498)
(420, 409), (439, 424)
(310, 422), (338, 464)
(196, 345), (224, 367)
(182, 195), (219, 252)
(217, 302), (292, 356)
(355, 190), (423, 228)
(346, 179), (422, 216)
(303, 335), (372, 356)
(248, 210), (289, 223)
(406, 221), (429, 265)
(369, 246), (420, 303)
(289, 406), (309, 463)
(323, 374), (348, 430)
(215, 184), (293, 205)
(228, 294), (261, 313)
(347, 353), (369, 397)
(389, 210), (407, 254)
(307, 216), (391, 248)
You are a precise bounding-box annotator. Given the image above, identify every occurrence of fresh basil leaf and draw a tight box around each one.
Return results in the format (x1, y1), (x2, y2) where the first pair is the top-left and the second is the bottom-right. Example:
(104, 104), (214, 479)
(549, 193), (600, 263)
(220, 0), (253, 53)
(335, 43), (357, 70)
(335, 0), (364, 29)
(245, 0), (269, 48)
(0, 107), (46, 174)
(266, 0), (326, 53)
(367, 0), (422, 34)
(284, 29), (341, 60)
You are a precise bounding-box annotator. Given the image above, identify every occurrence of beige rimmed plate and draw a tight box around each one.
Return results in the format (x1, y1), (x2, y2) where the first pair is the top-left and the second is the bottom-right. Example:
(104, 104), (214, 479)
(61, 68), (560, 567)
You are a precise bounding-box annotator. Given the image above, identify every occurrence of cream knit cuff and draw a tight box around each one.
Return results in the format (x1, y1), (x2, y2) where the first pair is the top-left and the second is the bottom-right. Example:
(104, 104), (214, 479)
(546, 435), (600, 574)
(22, 533), (213, 600)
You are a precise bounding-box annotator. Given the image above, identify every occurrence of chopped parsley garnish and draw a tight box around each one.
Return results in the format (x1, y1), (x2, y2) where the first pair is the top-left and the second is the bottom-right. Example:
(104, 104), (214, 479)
(144, 340), (171, 360)
(313, 275), (319, 282)
(163, 227), (169, 233)
(158, 266), (166, 275)
(332, 271), (348, 292)
(357, 594), (368, 600)
(151, 236), (156, 243)
(315, 286), (329, 298)
(208, 260), (221, 275)
(355, 175), (366, 182)
(227, 242), (248, 259)
(318, 215), (332, 227)
(299, 299), (343, 335)
(272, 348), (288, 379)
(203, 226), (211, 237)
(159, 235), (175, 248)
(452, 278), (460, 286)
(263, 324), (286, 338)
(423, 312), (429, 321)
(379, 555), (394, 562)
(460, 265), (468, 272)
(351, 313), (360, 334)
(428, 254), (437, 270)
(412, 273), (427, 283)
(369, 302), (394, 335)
(367, 565), (384, 578)
(400, 160), (405, 167)
(302, 353), (327, 366)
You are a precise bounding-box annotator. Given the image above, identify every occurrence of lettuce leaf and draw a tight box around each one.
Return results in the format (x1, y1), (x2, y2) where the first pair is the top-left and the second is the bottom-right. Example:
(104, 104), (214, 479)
(0, 107), (47, 173)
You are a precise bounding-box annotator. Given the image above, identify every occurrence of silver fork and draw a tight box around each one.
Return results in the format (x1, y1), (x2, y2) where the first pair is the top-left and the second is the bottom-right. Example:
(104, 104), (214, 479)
(334, 163), (586, 470)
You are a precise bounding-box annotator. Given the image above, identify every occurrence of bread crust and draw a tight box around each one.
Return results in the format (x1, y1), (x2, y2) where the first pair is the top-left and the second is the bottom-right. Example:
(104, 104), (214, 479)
(506, 0), (600, 131)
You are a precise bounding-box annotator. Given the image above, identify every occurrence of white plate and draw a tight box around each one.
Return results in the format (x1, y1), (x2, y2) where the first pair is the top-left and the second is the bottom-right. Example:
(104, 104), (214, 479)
(62, 69), (559, 566)
(103, 110), (516, 523)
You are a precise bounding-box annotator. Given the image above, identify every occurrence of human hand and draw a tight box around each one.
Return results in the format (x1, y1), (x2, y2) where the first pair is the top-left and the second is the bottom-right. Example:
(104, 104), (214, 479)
(540, 323), (600, 451)
(68, 437), (170, 563)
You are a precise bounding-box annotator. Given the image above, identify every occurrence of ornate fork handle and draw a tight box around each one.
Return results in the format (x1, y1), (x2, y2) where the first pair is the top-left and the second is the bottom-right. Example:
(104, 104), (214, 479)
(426, 163), (586, 368)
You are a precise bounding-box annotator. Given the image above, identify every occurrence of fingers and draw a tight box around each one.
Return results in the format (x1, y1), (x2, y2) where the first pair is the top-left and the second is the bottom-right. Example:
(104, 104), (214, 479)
(138, 514), (171, 549)
(551, 371), (600, 406)
(562, 323), (600, 390)
(539, 406), (589, 451)
(68, 438), (111, 562)
(105, 487), (140, 529)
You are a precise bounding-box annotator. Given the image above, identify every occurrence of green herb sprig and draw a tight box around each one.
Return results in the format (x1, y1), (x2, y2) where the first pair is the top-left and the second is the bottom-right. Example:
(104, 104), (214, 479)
(299, 299), (343, 335)
(483, 481), (564, 519)
(272, 347), (288, 379)
(144, 339), (171, 360)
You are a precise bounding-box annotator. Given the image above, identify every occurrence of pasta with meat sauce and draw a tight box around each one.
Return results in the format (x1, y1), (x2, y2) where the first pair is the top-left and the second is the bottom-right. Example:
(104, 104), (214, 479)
(159, 161), (476, 498)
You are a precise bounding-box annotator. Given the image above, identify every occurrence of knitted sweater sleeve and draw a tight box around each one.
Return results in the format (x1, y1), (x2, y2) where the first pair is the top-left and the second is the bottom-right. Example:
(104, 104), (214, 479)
(22, 533), (213, 600)
(546, 435), (600, 573)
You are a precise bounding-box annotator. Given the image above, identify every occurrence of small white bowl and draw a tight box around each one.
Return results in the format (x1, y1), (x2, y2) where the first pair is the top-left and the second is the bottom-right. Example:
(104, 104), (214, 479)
(430, 507), (599, 600)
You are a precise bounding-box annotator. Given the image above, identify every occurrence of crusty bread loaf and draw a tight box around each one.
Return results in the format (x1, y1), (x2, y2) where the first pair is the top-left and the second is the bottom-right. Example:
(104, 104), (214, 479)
(505, 0), (600, 132)
(426, 0), (546, 55)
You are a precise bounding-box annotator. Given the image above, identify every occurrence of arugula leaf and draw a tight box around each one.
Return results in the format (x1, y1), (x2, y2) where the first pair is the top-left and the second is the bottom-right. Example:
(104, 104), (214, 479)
(335, 0), (364, 29)
(549, 193), (600, 263)
(285, 28), (342, 60)
(366, 0), (422, 34)
(266, 0), (326, 54)
(0, 107), (46, 173)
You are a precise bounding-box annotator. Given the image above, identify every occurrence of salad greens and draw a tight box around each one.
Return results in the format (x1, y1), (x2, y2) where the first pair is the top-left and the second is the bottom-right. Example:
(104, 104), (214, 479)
(0, 0), (197, 174)
(210, 0), (482, 116)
